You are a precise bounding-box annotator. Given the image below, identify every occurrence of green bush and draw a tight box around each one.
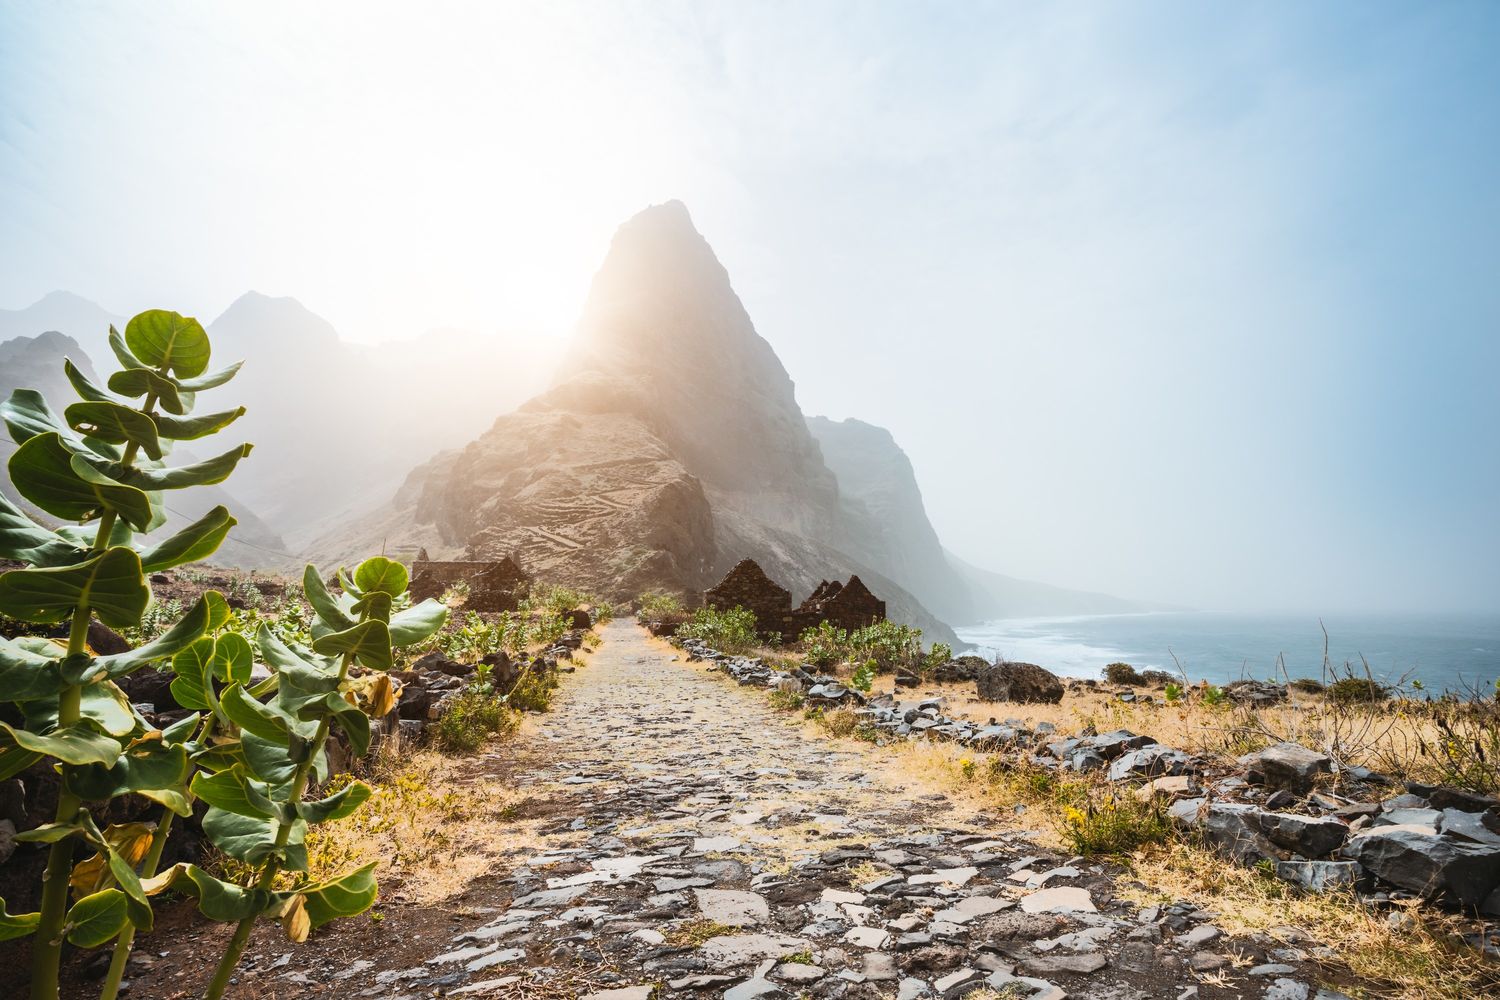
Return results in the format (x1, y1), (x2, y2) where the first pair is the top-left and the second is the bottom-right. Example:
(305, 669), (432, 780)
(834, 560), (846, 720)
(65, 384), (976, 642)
(1061, 792), (1173, 856)
(636, 590), (684, 621)
(432, 690), (521, 753)
(1329, 677), (1389, 703)
(677, 606), (759, 654)
(799, 620), (850, 667)
(505, 665), (559, 712)
(849, 620), (923, 672)
(850, 659), (875, 693)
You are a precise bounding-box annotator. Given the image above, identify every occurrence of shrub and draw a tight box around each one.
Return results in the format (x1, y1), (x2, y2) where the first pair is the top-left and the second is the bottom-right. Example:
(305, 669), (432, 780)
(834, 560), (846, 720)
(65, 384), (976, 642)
(1289, 677), (1326, 694)
(815, 707), (860, 738)
(1329, 677), (1388, 703)
(1104, 662), (1146, 685)
(505, 665), (558, 713)
(677, 606), (758, 654)
(1061, 792), (1172, 856)
(768, 689), (806, 711)
(1164, 682), (1184, 703)
(432, 690), (522, 753)
(849, 620), (923, 672)
(850, 659), (876, 693)
(636, 591), (684, 621)
(1140, 669), (1176, 686)
(799, 620), (851, 668)
(1201, 684), (1229, 708)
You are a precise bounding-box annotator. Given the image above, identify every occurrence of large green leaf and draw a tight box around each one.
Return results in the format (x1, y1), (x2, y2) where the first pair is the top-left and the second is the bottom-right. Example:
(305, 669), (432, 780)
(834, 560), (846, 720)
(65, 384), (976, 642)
(389, 599), (449, 647)
(64, 358), (114, 403)
(202, 807), (306, 867)
(106, 367), (185, 415)
(353, 556), (408, 597)
(93, 442), (252, 491)
(300, 863), (378, 929)
(0, 492), (91, 567)
(176, 360), (243, 392)
(0, 746), (43, 780)
(89, 592), (213, 680)
(7, 433), (152, 529)
(65, 889), (129, 947)
(0, 721), (123, 765)
(332, 705), (371, 757)
(1, 388), (70, 446)
(152, 406), (245, 441)
(0, 546), (149, 629)
(137, 505), (237, 572)
(312, 620), (393, 672)
(64, 739), (192, 816)
(0, 635), (64, 702)
(143, 863), (278, 923)
(124, 310), (211, 378)
(302, 564), (355, 631)
(219, 683), (292, 741)
(107, 325), (146, 370)
(64, 402), (162, 461)
(296, 781), (371, 824)
(26, 681), (139, 736)
(0, 896), (39, 941)
(191, 765), (279, 819)
(169, 637), (216, 711)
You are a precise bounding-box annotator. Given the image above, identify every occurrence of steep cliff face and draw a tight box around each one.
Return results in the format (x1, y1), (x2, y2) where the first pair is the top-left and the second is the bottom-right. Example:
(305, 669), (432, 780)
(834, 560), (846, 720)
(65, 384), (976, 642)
(807, 416), (976, 625)
(566, 201), (839, 537)
(317, 202), (962, 644)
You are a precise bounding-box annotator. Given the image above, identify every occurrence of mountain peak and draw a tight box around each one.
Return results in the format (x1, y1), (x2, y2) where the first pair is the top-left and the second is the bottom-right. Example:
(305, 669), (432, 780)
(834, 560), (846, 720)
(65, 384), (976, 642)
(210, 291), (341, 348)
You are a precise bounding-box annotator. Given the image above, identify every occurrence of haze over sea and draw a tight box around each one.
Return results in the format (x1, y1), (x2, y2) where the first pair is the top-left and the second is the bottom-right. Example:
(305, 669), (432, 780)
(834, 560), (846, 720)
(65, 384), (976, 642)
(956, 612), (1500, 695)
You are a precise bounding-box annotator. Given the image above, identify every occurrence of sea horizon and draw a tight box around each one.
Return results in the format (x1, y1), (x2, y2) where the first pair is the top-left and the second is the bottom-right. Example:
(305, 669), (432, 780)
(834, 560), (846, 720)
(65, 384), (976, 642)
(955, 609), (1500, 695)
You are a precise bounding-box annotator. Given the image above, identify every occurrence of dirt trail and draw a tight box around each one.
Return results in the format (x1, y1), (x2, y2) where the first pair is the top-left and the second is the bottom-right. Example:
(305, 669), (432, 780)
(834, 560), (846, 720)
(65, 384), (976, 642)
(122, 621), (1343, 1000)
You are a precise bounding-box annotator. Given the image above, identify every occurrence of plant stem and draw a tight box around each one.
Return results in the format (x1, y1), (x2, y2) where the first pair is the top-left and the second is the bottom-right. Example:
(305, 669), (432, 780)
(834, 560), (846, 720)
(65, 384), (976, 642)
(30, 606), (91, 1000)
(204, 653), (353, 1000)
(33, 387), (160, 999)
(97, 716), (213, 1000)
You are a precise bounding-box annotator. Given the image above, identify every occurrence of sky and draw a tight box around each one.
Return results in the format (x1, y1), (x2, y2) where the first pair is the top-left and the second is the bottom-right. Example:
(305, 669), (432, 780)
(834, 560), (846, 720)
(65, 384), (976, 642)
(1, 1), (1497, 614)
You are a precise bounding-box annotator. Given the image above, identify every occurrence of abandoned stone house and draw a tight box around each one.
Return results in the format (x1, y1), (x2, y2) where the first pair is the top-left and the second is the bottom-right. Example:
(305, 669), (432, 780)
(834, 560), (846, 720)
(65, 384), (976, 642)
(407, 549), (532, 611)
(703, 558), (886, 639)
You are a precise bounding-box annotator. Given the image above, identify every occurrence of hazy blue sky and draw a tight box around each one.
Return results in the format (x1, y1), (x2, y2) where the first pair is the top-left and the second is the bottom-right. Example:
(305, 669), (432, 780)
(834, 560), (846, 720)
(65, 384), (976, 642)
(1, 2), (1496, 613)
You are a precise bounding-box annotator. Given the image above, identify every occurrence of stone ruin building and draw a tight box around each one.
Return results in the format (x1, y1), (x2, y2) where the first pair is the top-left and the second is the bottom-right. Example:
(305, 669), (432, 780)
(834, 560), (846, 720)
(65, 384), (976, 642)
(704, 558), (886, 639)
(407, 549), (533, 612)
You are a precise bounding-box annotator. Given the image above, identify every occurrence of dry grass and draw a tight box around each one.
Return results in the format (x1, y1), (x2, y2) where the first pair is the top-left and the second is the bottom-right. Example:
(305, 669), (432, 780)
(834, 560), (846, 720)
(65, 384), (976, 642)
(1123, 840), (1500, 1000)
(664, 918), (733, 947)
(298, 746), (541, 904)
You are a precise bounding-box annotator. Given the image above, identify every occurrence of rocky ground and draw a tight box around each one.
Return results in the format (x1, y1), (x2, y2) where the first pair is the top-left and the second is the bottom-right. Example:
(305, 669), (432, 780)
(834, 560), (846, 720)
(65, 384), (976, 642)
(91, 620), (1370, 1000)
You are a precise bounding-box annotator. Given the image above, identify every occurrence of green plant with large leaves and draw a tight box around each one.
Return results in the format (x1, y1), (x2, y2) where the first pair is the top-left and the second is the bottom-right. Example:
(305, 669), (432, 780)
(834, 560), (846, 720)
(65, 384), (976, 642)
(0, 310), (251, 1000)
(175, 557), (446, 999)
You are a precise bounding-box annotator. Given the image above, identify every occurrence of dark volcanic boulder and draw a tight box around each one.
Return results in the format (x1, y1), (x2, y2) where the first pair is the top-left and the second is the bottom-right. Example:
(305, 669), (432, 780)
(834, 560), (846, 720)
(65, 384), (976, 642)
(1240, 742), (1334, 794)
(87, 621), (131, 656)
(564, 608), (593, 630)
(1199, 804), (1348, 864)
(976, 661), (1064, 704)
(1341, 823), (1500, 907)
(932, 655), (987, 684)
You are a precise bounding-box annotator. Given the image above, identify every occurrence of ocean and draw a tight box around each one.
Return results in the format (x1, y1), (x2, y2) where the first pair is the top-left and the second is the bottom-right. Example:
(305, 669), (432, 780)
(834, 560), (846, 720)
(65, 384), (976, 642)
(954, 611), (1500, 695)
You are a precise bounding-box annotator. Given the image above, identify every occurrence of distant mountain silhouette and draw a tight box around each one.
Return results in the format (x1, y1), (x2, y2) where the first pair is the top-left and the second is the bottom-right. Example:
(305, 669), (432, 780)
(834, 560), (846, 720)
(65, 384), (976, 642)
(0, 326), (288, 565)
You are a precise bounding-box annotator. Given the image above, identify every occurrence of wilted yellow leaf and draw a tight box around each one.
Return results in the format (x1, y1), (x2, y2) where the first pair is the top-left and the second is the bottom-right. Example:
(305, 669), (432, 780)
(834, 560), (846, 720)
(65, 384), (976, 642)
(281, 893), (310, 943)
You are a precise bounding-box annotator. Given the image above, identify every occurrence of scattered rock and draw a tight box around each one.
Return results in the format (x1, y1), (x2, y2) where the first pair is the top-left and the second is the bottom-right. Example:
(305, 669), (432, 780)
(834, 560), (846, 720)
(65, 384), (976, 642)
(976, 662), (1064, 704)
(1241, 742), (1334, 794)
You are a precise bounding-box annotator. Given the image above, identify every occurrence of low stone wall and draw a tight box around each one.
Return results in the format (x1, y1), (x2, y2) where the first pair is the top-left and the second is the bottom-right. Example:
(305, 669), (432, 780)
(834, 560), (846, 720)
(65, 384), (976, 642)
(676, 636), (1500, 917)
